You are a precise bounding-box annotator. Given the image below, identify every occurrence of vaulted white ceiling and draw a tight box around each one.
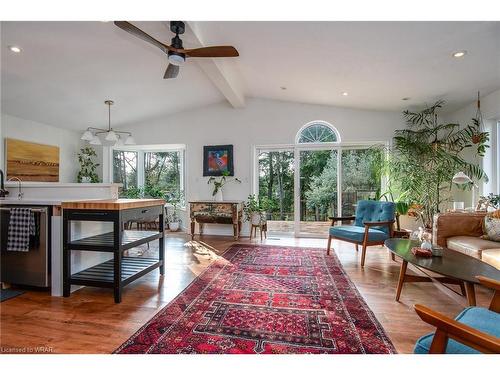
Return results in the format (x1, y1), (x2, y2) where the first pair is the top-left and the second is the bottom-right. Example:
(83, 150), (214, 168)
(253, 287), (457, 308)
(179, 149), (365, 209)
(2, 21), (499, 130)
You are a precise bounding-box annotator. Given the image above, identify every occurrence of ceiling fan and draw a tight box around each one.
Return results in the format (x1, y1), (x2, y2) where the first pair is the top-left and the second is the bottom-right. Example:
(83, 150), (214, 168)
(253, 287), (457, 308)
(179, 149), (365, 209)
(114, 21), (239, 79)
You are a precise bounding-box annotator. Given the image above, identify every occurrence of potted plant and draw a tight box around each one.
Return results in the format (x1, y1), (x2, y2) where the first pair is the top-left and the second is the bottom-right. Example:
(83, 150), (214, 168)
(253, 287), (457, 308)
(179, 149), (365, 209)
(77, 146), (100, 183)
(244, 194), (269, 225)
(477, 193), (500, 211)
(207, 171), (241, 201)
(166, 190), (184, 231)
(384, 100), (489, 229)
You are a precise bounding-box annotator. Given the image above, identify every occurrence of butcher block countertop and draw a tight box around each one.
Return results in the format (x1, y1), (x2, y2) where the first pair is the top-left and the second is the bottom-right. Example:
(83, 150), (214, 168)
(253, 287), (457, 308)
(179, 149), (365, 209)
(61, 199), (165, 210)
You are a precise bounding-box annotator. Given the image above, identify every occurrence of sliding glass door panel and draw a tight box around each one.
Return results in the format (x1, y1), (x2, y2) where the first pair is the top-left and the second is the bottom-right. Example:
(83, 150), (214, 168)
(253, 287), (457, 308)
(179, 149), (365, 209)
(257, 150), (295, 235)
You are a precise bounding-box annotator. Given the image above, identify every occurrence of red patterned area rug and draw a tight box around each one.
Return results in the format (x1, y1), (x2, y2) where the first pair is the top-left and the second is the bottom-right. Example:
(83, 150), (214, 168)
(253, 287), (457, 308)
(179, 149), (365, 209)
(115, 244), (396, 354)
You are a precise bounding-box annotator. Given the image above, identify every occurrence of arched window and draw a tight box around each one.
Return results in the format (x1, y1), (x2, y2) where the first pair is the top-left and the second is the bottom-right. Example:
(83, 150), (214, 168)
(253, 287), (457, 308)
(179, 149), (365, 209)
(296, 121), (340, 144)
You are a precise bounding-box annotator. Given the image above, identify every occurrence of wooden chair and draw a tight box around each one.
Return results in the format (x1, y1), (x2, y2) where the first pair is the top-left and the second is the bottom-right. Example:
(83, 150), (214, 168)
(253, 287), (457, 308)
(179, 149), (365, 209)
(327, 200), (395, 267)
(414, 276), (500, 354)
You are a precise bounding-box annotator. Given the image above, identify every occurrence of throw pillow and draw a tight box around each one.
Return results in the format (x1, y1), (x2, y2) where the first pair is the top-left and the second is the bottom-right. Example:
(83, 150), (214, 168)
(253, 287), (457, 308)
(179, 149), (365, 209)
(481, 212), (500, 242)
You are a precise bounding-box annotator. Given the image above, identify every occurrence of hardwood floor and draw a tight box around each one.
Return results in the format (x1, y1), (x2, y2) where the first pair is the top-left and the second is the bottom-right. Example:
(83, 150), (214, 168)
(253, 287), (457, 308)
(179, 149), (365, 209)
(0, 233), (493, 354)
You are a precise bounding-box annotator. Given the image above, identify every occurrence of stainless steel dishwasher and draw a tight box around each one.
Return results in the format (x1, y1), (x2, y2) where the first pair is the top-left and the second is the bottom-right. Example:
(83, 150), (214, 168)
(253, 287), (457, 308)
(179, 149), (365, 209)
(0, 206), (50, 287)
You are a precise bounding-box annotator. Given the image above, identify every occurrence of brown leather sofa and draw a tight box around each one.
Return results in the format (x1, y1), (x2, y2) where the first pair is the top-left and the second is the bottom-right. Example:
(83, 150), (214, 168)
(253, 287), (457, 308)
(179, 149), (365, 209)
(433, 211), (500, 269)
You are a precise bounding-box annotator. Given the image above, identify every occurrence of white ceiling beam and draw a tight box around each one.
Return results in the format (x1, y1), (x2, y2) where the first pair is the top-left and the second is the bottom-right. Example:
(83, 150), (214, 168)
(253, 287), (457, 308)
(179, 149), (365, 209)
(186, 21), (245, 108)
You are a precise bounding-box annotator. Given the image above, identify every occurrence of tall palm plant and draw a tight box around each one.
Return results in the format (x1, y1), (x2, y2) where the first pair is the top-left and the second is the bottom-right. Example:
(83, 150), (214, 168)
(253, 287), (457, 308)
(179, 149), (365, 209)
(387, 100), (489, 229)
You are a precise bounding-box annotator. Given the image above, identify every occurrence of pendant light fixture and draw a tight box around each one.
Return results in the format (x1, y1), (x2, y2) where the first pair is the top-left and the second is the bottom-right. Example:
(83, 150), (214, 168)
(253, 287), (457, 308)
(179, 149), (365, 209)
(81, 100), (135, 146)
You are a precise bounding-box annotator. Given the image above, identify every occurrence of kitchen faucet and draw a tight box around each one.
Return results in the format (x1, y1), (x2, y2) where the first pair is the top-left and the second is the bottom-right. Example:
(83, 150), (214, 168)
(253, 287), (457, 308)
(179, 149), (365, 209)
(7, 177), (23, 200)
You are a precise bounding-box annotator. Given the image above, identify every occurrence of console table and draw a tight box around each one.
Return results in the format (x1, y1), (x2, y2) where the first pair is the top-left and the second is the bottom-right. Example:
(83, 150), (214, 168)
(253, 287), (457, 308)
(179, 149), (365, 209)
(189, 200), (243, 240)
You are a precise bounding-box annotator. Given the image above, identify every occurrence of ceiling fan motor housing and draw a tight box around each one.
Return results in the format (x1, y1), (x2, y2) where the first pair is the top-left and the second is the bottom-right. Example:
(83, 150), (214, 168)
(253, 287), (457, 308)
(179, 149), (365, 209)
(168, 33), (185, 65)
(170, 21), (185, 35)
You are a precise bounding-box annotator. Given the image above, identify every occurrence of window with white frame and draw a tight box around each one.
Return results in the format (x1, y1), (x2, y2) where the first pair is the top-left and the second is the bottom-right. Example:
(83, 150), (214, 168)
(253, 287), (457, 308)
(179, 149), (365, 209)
(112, 145), (185, 204)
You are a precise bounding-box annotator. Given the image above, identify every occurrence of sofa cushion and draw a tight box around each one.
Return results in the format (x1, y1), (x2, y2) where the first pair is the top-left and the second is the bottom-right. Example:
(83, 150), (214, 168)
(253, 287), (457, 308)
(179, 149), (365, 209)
(481, 249), (500, 270)
(414, 307), (500, 354)
(481, 214), (500, 242)
(446, 236), (500, 258)
(329, 225), (389, 243)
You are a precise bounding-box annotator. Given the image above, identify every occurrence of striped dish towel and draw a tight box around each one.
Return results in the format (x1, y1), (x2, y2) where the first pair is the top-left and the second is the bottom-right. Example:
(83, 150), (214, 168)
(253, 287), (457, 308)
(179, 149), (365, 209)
(7, 208), (35, 252)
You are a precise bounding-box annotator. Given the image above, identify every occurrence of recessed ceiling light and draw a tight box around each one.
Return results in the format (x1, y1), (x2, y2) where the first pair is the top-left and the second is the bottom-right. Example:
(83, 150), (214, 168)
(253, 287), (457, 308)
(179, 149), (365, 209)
(452, 50), (467, 58)
(402, 97), (411, 101)
(341, 92), (348, 96)
(8, 45), (21, 53)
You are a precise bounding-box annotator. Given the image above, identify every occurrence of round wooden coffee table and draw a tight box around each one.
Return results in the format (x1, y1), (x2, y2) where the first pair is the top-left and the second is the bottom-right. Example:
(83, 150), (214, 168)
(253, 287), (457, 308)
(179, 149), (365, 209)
(385, 238), (500, 306)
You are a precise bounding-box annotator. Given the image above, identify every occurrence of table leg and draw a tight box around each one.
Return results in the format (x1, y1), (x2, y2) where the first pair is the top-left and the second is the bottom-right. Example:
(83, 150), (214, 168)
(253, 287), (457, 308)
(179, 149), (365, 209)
(464, 282), (476, 306)
(233, 223), (238, 240)
(395, 260), (408, 302)
(190, 220), (195, 239)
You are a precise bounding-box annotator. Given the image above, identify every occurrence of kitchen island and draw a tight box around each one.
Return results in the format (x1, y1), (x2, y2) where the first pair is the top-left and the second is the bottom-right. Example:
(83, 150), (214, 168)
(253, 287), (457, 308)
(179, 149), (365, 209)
(62, 199), (165, 303)
(0, 183), (122, 296)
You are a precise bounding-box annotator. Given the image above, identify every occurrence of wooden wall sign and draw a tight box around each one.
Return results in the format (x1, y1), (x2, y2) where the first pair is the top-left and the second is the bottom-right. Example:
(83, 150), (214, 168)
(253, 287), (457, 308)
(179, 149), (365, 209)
(5, 138), (60, 182)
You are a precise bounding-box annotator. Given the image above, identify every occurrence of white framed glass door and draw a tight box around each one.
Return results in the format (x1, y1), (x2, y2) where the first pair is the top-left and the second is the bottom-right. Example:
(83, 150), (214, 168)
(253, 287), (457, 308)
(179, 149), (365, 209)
(255, 147), (295, 236)
(254, 142), (385, 238)
(296, 148), (340, 237)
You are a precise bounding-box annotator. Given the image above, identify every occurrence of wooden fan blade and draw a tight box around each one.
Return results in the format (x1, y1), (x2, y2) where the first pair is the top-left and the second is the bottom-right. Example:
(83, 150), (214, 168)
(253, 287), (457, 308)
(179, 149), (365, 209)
(183, 46), (239, 58)
(114, 21), (172, 53)
(164, 64), (179, 79)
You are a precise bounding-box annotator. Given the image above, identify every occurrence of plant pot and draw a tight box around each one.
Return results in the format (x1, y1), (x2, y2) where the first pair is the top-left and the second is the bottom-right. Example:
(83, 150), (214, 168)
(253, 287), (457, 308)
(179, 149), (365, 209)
(169, 221), (180, 231)
(251, 212), (264, 225)
(214, 190), (223, 202)
(81, 176), (91, 183)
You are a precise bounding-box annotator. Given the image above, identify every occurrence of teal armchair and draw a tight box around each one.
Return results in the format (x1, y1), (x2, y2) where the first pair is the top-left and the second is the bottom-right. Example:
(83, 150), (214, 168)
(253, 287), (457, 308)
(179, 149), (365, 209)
(414, 276), (500, 354)
(327, 200), (395, 267)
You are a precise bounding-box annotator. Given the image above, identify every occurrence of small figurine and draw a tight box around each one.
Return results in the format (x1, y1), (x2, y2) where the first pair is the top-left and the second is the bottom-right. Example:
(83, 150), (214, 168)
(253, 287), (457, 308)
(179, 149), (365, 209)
(420, 231), (433, 251)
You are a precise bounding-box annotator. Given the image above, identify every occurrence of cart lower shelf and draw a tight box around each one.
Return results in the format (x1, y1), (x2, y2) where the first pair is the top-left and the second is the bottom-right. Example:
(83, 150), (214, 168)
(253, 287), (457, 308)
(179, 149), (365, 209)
(70, 256), (161, 287)
(69, 230), (161, 251)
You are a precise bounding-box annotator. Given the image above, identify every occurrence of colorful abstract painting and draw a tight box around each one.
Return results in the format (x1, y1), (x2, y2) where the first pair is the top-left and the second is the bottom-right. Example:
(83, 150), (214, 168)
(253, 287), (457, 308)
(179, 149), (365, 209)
(203, 145), (234, 176)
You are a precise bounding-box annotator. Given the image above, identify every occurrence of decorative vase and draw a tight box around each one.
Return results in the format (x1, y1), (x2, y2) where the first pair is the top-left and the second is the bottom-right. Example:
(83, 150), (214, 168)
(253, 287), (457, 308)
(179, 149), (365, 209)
(169, 222), (180, 231)
(215, 190), (223, 202)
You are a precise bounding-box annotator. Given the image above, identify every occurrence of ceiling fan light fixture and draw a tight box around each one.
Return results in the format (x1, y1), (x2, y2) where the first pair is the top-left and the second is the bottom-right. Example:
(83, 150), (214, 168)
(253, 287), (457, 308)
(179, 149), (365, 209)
(81, 129), (94, 141)
(115, 136), (124, 147)
(168, 51), (185, 66)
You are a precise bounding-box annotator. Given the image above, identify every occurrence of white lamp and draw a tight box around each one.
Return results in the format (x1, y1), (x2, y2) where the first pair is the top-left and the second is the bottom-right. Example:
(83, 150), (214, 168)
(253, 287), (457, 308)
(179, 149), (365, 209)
(105, 130), (118, 142)
(452, 171), (477, 210)
(115, 136), (124, 146)
(81, 129), (94, 141)
(89, 135), (102, 145)
(124, 135), (136, 145)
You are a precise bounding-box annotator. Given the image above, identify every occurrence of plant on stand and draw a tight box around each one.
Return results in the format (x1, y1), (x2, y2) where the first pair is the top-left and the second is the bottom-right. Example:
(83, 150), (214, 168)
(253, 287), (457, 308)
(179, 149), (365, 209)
(166, 190), (184, 231)
(207, 171), (241, 201)
(385, 100), (489, 230)
(243, 194), (270, 225)
(77, 146), (100, 183)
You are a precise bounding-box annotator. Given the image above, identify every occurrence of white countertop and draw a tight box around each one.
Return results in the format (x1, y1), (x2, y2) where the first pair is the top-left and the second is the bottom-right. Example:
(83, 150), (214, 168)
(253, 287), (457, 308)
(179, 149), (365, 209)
(0, 198), (64, 206)
(4, 182), (122, 188)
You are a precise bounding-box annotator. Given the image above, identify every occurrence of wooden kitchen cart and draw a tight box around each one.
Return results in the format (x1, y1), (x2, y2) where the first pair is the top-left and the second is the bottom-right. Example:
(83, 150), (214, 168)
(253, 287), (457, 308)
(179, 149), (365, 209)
(62, 199), (165, 303)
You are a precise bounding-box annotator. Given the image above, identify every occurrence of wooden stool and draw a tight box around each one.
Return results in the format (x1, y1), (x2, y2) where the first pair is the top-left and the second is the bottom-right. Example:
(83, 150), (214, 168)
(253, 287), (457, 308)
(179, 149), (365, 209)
(250, 222), (267, 240)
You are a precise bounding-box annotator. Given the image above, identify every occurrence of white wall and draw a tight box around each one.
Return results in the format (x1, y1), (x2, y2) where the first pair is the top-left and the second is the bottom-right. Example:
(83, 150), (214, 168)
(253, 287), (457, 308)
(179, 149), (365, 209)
(0, 113), (86, 182)
(445, 89), (500, 206)
(112, 97), (404, 235)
